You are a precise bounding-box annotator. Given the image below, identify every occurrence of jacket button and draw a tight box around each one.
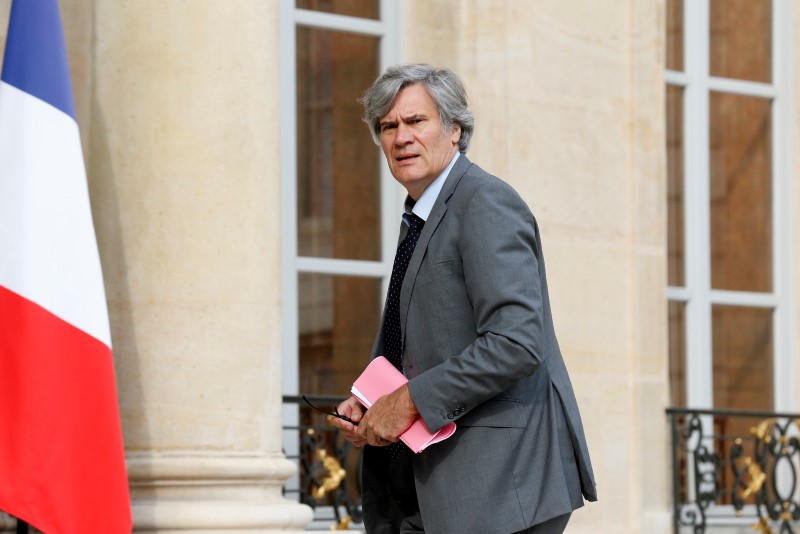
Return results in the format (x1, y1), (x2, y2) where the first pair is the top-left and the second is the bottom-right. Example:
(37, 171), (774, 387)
(447, 413), (454, 419)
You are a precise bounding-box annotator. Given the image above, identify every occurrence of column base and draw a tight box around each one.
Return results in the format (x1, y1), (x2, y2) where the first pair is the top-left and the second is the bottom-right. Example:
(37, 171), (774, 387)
(129, 452), (313, 533)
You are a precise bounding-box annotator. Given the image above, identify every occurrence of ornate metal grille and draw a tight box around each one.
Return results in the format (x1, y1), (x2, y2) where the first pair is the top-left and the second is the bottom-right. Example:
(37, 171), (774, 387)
(283, 394), (364, 530)
(668, 408), (800, 534)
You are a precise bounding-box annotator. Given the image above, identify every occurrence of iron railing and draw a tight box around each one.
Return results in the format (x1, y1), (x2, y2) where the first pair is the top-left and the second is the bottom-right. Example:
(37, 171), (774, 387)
(283, 394), (364, 531)
(668, 407), (800, 534)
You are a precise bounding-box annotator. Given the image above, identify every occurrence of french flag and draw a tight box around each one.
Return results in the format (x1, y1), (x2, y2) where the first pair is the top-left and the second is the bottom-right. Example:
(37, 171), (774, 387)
(0, 0), (132, 532)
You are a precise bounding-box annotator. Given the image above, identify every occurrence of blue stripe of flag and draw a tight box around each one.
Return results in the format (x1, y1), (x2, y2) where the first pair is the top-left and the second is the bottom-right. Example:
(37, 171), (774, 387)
(1, 0), (76, 120)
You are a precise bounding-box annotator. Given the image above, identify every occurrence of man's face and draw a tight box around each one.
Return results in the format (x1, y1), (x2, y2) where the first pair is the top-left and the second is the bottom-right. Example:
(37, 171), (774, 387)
(379, 84), (461, 200)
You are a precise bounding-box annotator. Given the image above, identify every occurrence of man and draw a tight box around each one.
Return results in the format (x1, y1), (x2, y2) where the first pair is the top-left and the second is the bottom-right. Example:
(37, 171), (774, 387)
(330, 64), (597, 533)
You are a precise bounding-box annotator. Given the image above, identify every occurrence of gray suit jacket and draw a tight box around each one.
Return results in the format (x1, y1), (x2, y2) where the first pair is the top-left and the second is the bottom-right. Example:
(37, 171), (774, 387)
(363, 156), (597, 533)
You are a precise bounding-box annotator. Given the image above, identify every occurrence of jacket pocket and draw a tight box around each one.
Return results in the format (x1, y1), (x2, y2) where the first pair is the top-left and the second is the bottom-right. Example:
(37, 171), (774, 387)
(457, 398), (526, 428)
(415, 260), (454, 287)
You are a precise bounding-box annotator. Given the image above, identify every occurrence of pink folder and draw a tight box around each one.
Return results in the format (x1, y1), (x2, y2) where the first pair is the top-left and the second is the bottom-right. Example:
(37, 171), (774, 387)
(352, 356), (457, 453)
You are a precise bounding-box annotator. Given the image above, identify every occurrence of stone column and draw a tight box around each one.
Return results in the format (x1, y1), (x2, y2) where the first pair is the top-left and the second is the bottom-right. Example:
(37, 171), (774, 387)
(86, 1), (312, 531)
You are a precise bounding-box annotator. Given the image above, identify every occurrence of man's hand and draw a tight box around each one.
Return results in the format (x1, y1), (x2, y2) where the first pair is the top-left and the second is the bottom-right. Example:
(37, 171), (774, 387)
(357, 383), (418, 447)
(329, 396), (367, 448)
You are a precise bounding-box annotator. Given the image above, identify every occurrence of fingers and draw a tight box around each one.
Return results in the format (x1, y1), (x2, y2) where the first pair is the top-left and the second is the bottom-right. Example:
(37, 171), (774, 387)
(329, 395), (401, 447)
(328, 401), (370, 447)
(329, 416), (358, 438)
(359, 427), (390, 447)
(355, 411), (400, 446)
(336, 396), (365, 424)
(349, 402), (365, 423)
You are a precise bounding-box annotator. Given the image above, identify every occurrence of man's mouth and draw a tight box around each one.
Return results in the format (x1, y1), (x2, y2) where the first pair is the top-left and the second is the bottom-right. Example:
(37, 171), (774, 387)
(396, 154), (418, 162)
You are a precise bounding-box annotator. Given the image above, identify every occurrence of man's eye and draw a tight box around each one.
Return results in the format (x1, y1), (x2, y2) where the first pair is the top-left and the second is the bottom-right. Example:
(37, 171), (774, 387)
(381, 124), (396, 132)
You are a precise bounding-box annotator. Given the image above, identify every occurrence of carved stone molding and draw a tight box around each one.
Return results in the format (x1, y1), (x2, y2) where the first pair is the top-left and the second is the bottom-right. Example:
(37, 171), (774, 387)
(128, 452), (312, 533)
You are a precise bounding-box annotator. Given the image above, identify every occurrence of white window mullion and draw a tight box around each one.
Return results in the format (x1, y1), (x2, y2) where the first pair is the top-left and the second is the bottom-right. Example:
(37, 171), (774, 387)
(772, 0), (794, 411)
(278, 0), (301, 503)
(683, 0), (712, 410)
(296, 257), (390, 278)
(665, 70), (689, 86)
(379, 0), (404, 302)
(706, 77), (777, 99)
(380, 0), (399, 72)
(294, 9), (385, 36)
(666, 286), (691, 302)
(280, 0), (300, 399)
(708, 290), (779, 308)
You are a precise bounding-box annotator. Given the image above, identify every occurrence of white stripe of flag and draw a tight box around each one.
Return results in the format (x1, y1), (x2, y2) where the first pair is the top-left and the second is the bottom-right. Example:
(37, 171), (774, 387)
(0, 80), (111, 348)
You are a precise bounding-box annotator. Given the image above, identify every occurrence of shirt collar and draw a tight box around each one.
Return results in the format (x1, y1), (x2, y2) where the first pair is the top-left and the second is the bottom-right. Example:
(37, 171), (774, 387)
(406, 152), (460, 222)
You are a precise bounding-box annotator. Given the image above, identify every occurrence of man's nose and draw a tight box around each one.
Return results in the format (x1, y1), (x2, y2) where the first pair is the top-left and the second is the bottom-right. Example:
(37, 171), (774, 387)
(395, 123), (413, 145)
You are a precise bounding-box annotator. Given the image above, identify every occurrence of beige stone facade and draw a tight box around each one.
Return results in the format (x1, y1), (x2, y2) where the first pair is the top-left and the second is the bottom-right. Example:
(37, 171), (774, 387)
(1, 0), (799, 533)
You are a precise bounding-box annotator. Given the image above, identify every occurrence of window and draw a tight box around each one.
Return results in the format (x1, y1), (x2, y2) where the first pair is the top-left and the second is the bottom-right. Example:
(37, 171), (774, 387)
(281, 0), (400, 400)
(279, 0), (399, 525)
(666, 0), (792, 415)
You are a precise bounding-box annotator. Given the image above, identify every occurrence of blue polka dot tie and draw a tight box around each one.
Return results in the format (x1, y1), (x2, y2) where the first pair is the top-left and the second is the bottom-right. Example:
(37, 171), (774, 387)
(383, 212), (424, 460)
(383, 212), (425, 372)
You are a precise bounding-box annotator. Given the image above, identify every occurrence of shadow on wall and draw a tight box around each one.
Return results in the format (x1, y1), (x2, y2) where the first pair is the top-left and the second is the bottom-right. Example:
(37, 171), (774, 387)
(88, 81), (151, 456)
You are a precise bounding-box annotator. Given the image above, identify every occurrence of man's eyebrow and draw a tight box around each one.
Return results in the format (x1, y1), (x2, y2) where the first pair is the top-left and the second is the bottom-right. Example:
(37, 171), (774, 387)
(379, 113), (427, 130)
(401, 113), (426, 122)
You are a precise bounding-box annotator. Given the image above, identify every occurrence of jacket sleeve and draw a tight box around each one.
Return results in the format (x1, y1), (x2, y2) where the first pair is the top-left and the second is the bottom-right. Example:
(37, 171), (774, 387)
(407, 179), (547, 433)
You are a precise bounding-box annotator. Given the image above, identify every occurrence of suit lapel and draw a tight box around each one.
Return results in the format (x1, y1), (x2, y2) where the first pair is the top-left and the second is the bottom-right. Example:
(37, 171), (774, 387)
(398, 155), (472, 337)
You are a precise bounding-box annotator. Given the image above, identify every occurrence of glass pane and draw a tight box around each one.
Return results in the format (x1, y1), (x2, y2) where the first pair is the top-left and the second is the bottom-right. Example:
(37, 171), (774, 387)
(712, 305), (773, 410)
(667, 85), (685, 287)
(298, 274), (382, 396)
(709, 92), (772, 292)
(668, 301), (686, 407)
(666, 0), (683, 71)
(296, 0), (379, 20)
(296, 28), (381, 260)
(710, 0), (771, 83)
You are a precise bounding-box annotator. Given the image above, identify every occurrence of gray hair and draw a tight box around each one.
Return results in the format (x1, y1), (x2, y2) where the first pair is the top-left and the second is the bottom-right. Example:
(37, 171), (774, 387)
(359, 64), (475, 153)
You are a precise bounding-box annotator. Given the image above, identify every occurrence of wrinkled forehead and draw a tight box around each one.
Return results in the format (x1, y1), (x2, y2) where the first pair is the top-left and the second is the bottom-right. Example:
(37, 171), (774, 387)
(380, 83), (438, 121)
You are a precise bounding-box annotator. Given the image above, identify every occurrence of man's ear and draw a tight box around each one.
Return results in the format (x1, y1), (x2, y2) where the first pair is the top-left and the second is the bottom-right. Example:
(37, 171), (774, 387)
(450, 124), (462, 145)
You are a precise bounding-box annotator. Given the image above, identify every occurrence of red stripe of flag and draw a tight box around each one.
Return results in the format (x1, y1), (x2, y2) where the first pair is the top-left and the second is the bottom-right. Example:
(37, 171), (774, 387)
(0, 285), (131, 533)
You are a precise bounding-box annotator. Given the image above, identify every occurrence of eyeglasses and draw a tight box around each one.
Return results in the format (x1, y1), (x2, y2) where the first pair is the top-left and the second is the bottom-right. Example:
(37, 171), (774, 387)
(302, 395), (359, 426)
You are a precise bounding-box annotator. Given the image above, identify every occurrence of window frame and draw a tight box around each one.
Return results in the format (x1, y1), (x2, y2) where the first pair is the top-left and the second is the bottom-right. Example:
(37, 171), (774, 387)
(278, 0), (402, 526)
(666, 0), (795, 412)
